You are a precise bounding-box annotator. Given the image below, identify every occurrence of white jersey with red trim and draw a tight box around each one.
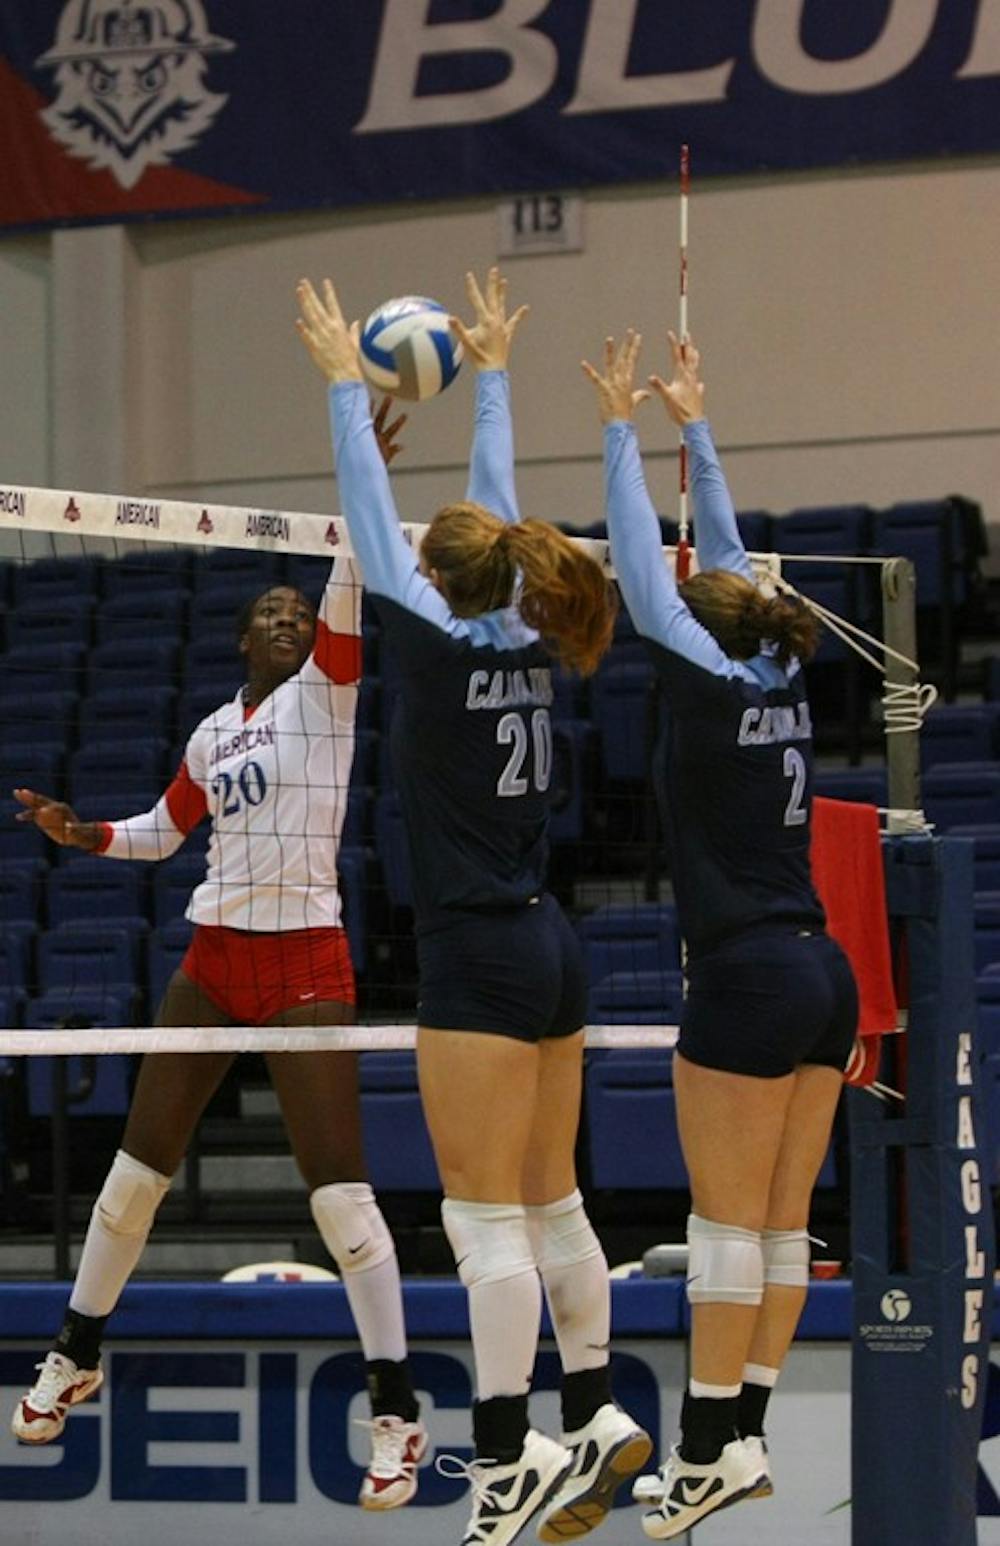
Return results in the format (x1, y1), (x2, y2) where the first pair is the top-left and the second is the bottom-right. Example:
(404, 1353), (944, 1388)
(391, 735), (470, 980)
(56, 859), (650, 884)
(96, 558), (361, 932)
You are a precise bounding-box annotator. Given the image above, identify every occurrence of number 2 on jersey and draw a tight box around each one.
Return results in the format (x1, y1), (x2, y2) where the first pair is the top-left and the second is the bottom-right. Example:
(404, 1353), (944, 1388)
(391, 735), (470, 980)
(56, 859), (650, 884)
(783, 746), (808, 827)
(212, 760), (268, 816)
(497, 709), (553, 797)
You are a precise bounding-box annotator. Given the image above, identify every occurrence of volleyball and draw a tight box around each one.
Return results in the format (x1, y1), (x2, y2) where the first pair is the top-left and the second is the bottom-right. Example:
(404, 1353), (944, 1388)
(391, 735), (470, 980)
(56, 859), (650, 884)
(359, 295), (463, 401)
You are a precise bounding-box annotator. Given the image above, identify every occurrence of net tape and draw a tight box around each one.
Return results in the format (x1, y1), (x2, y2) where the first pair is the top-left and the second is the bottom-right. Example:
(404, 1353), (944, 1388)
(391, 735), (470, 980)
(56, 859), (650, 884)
(0, 1024), (678, 1055)
(0, 483), (782, 586)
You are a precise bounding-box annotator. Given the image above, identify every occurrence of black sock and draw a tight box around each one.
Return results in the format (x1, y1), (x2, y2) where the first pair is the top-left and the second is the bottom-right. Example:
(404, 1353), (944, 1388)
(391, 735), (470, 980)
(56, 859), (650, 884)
(473, 1395), (529, 1465)
(678, 1391), (739, 1465)
(54, 1308), (106, 1372)
(737, 1380), (772, 1439)
(561, 1366), (613, 1434)
(366, 1358), (420, 1423)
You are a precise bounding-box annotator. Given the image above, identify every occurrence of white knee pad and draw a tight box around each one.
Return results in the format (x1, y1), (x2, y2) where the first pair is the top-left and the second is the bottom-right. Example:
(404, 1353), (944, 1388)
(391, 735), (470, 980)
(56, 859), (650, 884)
(762, 1227), (810, 1287)
(686, 1213), (763, 1306)
(441, 1198), (536, 1291)
(95, 1149), (171, 1238)
(525, 1190), (605, 1273)
(310, 1182), (395, 1275)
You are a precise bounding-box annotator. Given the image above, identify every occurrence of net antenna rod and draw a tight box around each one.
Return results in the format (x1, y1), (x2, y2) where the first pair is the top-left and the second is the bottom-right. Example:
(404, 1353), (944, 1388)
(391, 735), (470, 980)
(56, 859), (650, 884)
(675, 143), (692, 582)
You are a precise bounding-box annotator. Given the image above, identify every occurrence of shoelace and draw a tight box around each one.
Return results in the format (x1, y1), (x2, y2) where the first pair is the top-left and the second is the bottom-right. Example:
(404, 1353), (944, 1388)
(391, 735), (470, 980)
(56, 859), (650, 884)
(435, 1451), (503, 1508)
(26, 1356), (74, 1413)
(354, 1418), (417, 1479)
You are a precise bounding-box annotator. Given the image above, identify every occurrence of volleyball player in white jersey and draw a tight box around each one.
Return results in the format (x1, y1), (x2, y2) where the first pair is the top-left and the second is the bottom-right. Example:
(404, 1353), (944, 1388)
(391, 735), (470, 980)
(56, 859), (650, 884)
(9, 406), (430, 1511)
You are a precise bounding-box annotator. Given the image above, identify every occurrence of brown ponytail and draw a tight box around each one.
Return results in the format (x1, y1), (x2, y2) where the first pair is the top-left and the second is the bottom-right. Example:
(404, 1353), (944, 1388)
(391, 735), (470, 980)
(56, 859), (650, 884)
(421, 503), (617, 675)
(679, 569), (821, 666)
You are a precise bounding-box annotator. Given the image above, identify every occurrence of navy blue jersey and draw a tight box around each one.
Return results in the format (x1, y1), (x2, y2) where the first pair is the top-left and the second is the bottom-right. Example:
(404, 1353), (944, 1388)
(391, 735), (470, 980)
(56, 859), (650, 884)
(330, 372), (558, 933)
(605, 416), (825, 957)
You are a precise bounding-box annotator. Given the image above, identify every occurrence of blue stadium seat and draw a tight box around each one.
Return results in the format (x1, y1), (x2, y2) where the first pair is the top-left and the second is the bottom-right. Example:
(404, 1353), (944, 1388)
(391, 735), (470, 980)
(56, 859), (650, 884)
(588, 970), (685, 1026)
(5, 598), (93, 650)
(921, 705), (1000, 769)
(578, 903), (681, 985)
(71, 789), (160, 829)
(374, 791), (411, 909)
(147, 917), (194, 1011)
(0, 859), (45, 930)
(101, 550), (191, 598)
(192, 582), (254, 635)
(37, 924), (144, 1000)
(177, 682), (237, 740)
(812, 767), (888, 806)
(152, 851), (207, 926)
(550, 720), (593, 846)
(871, 498), (978, 699)
(12, 557), (98, 608)
(987, 657), (1000, 702)
(0, 928), (33, 1001)
(47, 857), (147, 929)
(342, 785), (373, 851)
(334, 845), (366, 977)
(922, 764), (1000, 831)
(96, 591), (188, 646)
(360, 1053), (439, 1190)
(591, 662), (656, 781)
(0, 798), (51, 864)
(585, 1051), (688, 1189)
(70, 737), (169, 800)
(974, 896), (1000, 975)
(86, 638), (179, 695)
(181, 632), (243, 691)
(0, 691), (78, 749)
(286, 554), (333, 604)
(977, 970), (1000, 1181)
(0, 743), (66, 799)
(735, 510), (772, 552)
(773, 504), (872, 558)
(78, 687), (177, 745)
(191, 548), (285, 594)
(0, 643), (85, 698)
(24, 990), (135, 1118)
(950, 826), (1000, 893)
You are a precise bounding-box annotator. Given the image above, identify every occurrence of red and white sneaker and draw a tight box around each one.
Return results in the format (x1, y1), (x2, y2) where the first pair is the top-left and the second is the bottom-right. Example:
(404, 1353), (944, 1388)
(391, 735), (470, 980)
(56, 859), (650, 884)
(12, 1351), (103, 1444)
(357, 1414), (429, 1509)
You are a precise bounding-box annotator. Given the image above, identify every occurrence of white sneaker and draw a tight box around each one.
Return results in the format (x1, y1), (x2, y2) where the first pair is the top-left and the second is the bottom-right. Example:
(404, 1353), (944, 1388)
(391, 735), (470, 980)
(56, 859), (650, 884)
(12, 1351), (103, 1444)
(437, 1428), (574, 1546)
(633, 1434), (772, 1505)
(536, 1403), (652, 1540)
(742, 1434), (773, 1497)
(357, 1414), (429, 1509)
(640, 1438), (766, 1539)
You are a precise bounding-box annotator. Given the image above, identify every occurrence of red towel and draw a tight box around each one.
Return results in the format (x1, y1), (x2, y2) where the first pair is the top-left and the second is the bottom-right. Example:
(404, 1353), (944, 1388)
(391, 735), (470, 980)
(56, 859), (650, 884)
(810, 797), (898, 1036)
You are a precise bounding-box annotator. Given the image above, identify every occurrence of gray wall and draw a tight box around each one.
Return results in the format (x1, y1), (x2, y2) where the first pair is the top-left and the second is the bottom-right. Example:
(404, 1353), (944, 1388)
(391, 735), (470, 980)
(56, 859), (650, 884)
(1, 159), (998, 567)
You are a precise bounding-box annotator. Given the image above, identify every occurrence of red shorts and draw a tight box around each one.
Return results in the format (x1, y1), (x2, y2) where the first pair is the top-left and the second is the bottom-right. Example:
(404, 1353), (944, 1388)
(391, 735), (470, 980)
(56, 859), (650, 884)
(181, 925), (356, 1024)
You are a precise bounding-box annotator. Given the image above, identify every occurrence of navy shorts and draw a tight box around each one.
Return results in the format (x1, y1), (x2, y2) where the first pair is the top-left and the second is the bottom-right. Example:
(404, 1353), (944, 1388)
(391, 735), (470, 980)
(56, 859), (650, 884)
(417, 893), (587, 1044)
(678, 925), (859, 1079)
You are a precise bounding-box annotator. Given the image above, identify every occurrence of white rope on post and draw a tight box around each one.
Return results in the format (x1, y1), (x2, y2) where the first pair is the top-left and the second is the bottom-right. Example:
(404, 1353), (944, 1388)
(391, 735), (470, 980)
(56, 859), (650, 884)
(0, 1024), (680, 1056)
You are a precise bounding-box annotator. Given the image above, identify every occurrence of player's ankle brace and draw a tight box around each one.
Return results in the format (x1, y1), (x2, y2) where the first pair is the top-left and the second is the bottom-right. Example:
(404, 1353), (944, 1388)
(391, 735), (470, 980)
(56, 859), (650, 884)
(310, 1182), (395, 1275)
(761, 1227), (810, 1287)
(686, 1213), (764, 1305)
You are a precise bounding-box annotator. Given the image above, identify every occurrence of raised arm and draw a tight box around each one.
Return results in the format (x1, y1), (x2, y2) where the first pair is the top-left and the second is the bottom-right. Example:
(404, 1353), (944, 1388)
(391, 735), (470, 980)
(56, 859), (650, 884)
(650, 332), (752, 581)
(297, 554), (363, 721)
(582, 331), (738, 677)
(450, 266), (529, 524)
(296, 277), (462, 634)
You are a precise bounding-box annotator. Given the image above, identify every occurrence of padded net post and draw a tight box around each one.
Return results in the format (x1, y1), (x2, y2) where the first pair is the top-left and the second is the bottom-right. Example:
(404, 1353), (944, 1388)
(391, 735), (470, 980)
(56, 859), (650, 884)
(880, 555), (922, 830)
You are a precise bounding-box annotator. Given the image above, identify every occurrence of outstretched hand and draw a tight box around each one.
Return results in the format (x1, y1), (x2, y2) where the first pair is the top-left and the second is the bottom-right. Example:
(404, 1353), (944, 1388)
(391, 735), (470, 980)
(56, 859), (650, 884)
(580, 330), (650, 425)
(295, 278), (364, 385)
(13, 788), (100, 850)
(372, 396), (407, 466)
(648, 330), (706, 427)
(449, 265), (529, 371)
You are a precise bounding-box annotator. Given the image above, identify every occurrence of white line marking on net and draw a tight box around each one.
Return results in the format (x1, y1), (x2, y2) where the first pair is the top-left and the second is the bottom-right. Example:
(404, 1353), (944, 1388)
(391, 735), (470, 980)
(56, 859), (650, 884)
(0, 1024), (680, 1056)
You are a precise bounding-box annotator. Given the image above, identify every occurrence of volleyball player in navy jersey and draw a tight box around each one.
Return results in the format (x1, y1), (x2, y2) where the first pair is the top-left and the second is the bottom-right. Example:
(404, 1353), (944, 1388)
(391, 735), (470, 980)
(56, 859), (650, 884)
(583, 330), (858, 1539)
(297, 268), (651, 1546)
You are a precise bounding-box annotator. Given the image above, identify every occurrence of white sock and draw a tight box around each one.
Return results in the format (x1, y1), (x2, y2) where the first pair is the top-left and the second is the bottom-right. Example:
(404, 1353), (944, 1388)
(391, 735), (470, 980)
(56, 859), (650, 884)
(310, 1182), (407, 1363)
(442, 1198), (541, 1400)
(742, 1362), (780, 1388)
(526, 1191), (610, 1373)
(70, 1150), (171, 1319)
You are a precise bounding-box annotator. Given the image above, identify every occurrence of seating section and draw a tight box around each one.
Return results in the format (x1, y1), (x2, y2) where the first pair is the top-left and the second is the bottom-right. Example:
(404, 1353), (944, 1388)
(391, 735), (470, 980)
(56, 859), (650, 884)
(0, 496), (995, 1195)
